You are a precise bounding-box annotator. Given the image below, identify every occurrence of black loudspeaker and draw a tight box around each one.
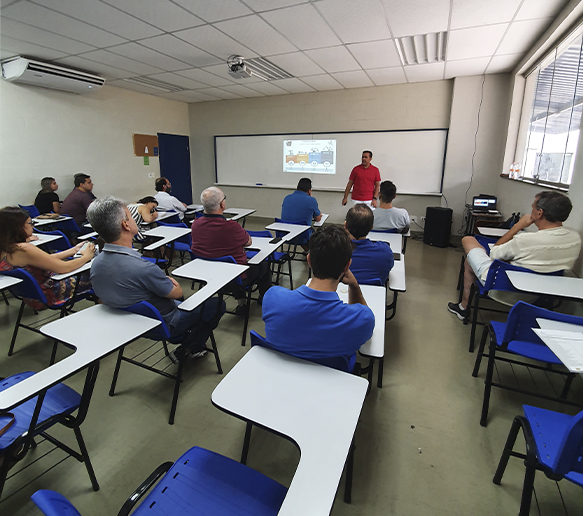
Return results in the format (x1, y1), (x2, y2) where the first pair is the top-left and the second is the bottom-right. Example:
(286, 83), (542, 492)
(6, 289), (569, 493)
(423, 207), (452, 247)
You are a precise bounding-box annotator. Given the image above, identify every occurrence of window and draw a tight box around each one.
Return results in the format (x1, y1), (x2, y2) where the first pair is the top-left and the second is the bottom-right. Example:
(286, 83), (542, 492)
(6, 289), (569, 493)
(515, 27), (582, 189)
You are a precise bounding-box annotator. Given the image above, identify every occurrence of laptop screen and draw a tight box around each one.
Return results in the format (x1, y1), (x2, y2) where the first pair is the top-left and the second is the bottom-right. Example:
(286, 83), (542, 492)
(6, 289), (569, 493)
(473, 197), (497, 209)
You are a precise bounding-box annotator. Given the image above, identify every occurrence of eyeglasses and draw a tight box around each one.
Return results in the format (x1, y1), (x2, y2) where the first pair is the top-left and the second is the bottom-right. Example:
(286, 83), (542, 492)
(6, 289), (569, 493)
(222, 195), (227, 202)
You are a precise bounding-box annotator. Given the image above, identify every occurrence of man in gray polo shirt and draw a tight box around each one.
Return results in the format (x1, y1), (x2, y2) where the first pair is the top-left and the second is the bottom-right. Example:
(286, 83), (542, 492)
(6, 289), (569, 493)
(87, 196), (225, 360)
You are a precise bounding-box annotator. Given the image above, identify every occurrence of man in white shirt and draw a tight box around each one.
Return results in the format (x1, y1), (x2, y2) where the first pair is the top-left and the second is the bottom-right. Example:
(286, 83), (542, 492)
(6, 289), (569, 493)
(154, 177), (187, 220)
(448, 191), (581, 320)
(372, 180), (410, 233)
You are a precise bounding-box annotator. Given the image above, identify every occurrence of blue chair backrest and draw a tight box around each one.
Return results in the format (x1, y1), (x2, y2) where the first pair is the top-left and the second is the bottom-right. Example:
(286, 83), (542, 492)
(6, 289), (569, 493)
(33, 229), (72, 251)
(57, 215), (82, 234)
(19, 204), (40, 218)
(250, 330), (354, 373)
(504, 301), (583, 344)
(31, 489), (82, 516)
(247, 230), (272, 238)
(481, 260), (564, 294)
(475, 235), (497, 254)
(121, 301), (171, 341)
(0, 268), (48, 304)
(554, 411), (583, 475)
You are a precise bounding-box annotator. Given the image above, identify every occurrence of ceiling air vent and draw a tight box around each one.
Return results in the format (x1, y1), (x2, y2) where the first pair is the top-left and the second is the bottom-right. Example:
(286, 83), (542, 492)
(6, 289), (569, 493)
(122, 76), (184, 93)
(396, 32), (447, 66)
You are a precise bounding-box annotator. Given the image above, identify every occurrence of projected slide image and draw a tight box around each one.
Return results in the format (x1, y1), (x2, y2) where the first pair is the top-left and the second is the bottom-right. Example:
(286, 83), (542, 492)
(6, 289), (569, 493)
(283, 139), (336, 174)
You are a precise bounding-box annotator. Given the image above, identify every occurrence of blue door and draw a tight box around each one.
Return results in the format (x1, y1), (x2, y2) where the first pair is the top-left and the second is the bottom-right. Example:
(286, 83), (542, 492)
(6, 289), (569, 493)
(157, 133), (193, 204)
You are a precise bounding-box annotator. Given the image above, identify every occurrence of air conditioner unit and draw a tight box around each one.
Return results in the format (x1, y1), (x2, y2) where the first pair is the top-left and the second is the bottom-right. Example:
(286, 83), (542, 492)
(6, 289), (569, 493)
(1, 56), (105, 94)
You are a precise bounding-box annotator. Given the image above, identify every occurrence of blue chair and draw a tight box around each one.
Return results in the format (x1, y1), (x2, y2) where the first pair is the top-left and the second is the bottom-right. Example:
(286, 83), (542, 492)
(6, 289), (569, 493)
(455, 235), (497, 294)
(157, 220), (191, 265)
(467, 259), (564, 352)
(32, 446), (287, 515)
(472, 301), (582, 426)
(493, 405), (583, 515)
(248, 230), (293, 290)
(0, 369), (99, 497)
(274, 217), (311, 261)
(33, 229), (72, 252)
(110, 301), (222, 425)
(19, 204), (40, 218)
(0, 268), (95, 359)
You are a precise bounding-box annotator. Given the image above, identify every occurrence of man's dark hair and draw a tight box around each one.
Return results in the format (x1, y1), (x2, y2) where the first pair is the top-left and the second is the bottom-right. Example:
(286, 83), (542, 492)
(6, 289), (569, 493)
(308, 225), (353, 280)
(297, 178), (312, 192)
(363, 150), (373, 158)
(535, 191), (573, 223)
(40, 177), (55, 192)
(138, 196), (158, 205)
(0, 207), (30, 254)
(345, 204), (374, 239)
(155, 177), (168, 192)
(74, 173), (90, 187)
(379, 180), (397, 203)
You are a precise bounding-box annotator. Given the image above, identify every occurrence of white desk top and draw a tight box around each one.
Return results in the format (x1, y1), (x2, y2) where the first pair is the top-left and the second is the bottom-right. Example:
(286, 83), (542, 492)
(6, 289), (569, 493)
(30, 233), (63, 247)
(477, 226), (507, 237)
(506, 271), (583, 300)
(186, 204), (203, 211)
(32, 215), (72, 227)
(78, 231), (98, 240)
(153, 211), (179, 222)
(0, 275), (22, 290)
(173, 259), (249, 311)
(388, 254), (406, 292)
(143, 226), (191, 251)
(367, 232), (403, 254)
(246, 236), (284, 265)
(212, 346), (368, 516)
(533, 319), (583, 373)
(0, 305), (160, 411)
(51, 259), (93, 281)
(265, 222), (311, 242)
(313, 213), (329, 227)
(224, 207), (256, 221)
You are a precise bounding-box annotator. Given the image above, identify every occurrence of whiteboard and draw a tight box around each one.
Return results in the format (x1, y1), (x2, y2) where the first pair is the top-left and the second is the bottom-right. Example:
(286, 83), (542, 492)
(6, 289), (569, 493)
(215, 129), (448, 194)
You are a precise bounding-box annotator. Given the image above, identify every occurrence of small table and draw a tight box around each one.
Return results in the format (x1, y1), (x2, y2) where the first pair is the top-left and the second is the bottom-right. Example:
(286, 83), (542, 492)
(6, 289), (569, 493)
(506, 271), (583, 300)
(533, 319), (583, 373)
(153, 211), (180, 223)
(0, 275), (22, 305)
(211, 346), (368, 516)
(367, 231), (403, 254)
(245, 236), (284, 265)
(51, 259), (94, 281)
(32, 215), (72, 227)
(265, 222), (311, 242)
(477, 226), (508, 237)
(313, 213), (329, 227)
(186, 204), (203, 211)
(143, 226), (191, 252)
(30, 233), (63, 247)
(172, 259), (249, 311)
(78, 231), (98, 241)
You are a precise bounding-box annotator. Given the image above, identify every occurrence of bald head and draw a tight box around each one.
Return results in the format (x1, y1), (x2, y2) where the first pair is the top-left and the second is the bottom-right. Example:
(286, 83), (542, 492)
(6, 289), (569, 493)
(201, 186), (225, 214)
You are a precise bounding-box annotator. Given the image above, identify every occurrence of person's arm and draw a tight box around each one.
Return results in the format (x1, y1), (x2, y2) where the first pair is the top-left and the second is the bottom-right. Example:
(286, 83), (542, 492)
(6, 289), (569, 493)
(139, 204), (158, 223)
(165, 277), (183, 299)
(314, 213), (323, 222)
(312, 198), (322, 222)
(52, 201), (60, 214)
(342, 180), (353, 206)
(494, 213), (533, 246)
(371, 181), (381, 208)
(15, 242), (94, 274)
(340, 268), (367, 306)
(172, 197), (187, 212)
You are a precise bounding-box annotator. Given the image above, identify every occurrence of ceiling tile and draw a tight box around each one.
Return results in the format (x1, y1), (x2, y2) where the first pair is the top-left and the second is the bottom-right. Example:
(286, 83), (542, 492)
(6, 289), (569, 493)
(54, 55), (133, 79)
(175, 68), (235, 87)
(516, 0), (568, 21)
(447, 24), (508, 60)
(107, 42), (191, 71)
(101, 0), (205, 32)
(138, 34), (220, 68)
(200, 87), (243, 99)
(243, 0), (302, 10)
(107, 79), (169, 96)
(404, 62), (445, 82)
(265, 51), (324, 76)
(304, 46), (360, 73)
(245, 81), (289, 95)
(162, 89), (222, 102)
(214, 14), (297, 56)
(366, 67), (407, 85)
(40, 0), (163, 40)
(200, 63), (265, 84)
(451, 0), (522, 29)
(270, 77), (316, 93)
(0, 35), (67, 61)
(331, 70), (374, 88)
(347, 40), (402, 69)
(444, 57), (491, 78)
(0, 16), (95, 53)
(313, 0), (391, 44)
(145, 72), (209, 89)
(76, 49), (164, 75)
(299, 74), (343, 90)
(219, 84), (265, 97)
(172, 0), (252, 22)
(2, 1), (127, 47)
(174, 25), (257, 61)
(381, 0), (450, 38)
(260, 4), (340, 50)
(485, 53), (523, 73)
(496, 18), (553, 55)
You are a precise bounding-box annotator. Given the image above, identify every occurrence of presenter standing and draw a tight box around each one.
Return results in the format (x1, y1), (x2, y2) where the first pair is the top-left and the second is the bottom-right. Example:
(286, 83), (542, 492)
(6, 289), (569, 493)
(341, 150), (381, 208)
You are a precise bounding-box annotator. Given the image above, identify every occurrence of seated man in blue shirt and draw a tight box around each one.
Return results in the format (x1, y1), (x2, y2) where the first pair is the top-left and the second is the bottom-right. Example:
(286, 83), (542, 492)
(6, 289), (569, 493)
(345, 204), (394, 285)
(262, 225), (375, 369)
(87, 196), (225, 362)
(281, 178), (322, 251)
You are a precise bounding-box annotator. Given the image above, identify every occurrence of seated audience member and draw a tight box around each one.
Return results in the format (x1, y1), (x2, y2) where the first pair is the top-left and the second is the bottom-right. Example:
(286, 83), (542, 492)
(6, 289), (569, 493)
(448, 191), (582, 320)
(345, 204), (394, 285)
(128, 196), (159, 241)
(372, 180), (410, 233)
(154, 177), (187, 220)
(191, 187), (272, 310)
(0, 206), (94, 310)
(87, 197), (225, 360)
(34, 177), (60, 214)
(262, 225), (375, 366)
(281, 177), (322, 226)
(61, 173), (96, 224)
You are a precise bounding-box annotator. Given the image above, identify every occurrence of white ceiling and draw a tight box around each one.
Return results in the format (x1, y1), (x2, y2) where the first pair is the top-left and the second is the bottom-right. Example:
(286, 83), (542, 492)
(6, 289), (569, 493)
(0, 0), (569, 102)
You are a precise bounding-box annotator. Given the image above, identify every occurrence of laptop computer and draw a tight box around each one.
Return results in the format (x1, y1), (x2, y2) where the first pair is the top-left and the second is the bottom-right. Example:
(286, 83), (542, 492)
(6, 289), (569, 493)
(472, 195), (498, 213)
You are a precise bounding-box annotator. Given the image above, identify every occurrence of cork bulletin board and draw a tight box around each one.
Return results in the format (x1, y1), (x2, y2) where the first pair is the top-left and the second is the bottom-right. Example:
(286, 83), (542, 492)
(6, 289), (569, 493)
(133, 134), (159, 156)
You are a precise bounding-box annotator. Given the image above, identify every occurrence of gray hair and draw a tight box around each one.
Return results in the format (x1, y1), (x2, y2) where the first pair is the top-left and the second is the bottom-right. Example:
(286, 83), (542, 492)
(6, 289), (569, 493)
(201, 186), (224, 213)
(86, 196), (127, 243)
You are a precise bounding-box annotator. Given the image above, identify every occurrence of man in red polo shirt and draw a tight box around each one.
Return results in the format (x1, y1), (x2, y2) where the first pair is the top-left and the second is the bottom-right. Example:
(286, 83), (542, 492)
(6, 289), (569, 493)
(191, 187), (272, 311)
(342, 150), (381, 208)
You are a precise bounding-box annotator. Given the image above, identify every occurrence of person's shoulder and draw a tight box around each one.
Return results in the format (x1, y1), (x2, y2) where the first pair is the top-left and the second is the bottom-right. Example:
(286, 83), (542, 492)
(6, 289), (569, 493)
(263, 285), (290, 303)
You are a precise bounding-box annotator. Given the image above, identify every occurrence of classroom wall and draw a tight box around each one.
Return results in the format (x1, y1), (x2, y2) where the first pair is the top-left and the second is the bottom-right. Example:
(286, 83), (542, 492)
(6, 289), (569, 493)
(188, 75), (513, 234)
(0, 81), (190, 207)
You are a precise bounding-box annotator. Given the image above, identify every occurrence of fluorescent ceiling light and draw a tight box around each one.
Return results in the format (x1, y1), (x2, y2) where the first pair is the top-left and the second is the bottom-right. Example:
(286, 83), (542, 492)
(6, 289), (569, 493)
(396, 32), (447, 66)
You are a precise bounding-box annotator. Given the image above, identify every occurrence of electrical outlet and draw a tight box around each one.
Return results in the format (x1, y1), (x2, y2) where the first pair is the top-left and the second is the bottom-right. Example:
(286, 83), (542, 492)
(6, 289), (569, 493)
(410, 215), (417, 224)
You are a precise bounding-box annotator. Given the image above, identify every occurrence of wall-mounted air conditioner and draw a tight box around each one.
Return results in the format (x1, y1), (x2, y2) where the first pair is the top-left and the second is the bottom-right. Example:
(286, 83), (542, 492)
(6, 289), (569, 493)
(1, 56), (105, 94)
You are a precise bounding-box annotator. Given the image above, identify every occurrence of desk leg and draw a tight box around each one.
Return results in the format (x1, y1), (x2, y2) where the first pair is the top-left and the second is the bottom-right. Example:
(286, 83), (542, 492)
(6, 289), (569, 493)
(344, 439), (355, 503)
(240, 421), (253, 465)
(377, 357), (384, 388)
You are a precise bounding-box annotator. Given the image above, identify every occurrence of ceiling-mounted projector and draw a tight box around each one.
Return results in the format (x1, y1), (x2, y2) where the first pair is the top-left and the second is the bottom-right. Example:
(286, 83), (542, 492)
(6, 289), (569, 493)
(227, 55), (252, 79)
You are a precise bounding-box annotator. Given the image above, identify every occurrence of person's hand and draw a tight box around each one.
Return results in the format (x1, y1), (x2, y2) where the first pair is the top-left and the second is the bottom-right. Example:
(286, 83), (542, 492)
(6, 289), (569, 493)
(517, 213), (534, 229)
(27, 234), (39, 242)
(371, 199), (378, 208)
(342, 197), (348, 206)
(169, 277), (180, 288)
(80, 242), (95, 258)
(339, 268), (359, 288)
(152, 211), (158, 220)
(73, 242), (85, 252)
